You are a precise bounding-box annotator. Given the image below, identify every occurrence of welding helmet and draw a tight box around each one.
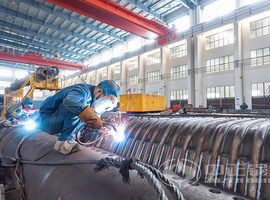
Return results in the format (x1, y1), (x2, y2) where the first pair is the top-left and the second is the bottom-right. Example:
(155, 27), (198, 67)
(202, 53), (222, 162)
(91, 95), (118, 115)
(99, 80), (120, 98)
(22, 97), (33, 106)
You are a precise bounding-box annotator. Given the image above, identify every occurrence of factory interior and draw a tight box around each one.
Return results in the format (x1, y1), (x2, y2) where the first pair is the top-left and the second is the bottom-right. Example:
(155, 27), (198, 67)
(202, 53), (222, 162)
(0, 0), (270, 199)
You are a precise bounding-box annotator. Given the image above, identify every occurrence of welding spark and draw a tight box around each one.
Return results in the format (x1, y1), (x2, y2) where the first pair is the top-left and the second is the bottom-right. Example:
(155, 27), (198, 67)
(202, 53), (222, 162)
(24, 120), (37, 130)
(109, 123), (126, 142)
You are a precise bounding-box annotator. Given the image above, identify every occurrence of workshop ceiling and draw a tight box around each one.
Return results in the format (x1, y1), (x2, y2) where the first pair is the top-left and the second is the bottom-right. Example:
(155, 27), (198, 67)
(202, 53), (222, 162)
(0, 0), (208, 66)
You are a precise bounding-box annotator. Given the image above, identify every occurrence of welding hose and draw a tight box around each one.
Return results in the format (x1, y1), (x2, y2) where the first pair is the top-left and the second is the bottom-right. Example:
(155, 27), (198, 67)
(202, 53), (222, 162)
(75, 122), (116, 146)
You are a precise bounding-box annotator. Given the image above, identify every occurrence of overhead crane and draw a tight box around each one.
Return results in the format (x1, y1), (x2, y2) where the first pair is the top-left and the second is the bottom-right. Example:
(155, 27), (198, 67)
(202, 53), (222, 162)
(0, 50), (84, 71)
(44, 0), (176, 44)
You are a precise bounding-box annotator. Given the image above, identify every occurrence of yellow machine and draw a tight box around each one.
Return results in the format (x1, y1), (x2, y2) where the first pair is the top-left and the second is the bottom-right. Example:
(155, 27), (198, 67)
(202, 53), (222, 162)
(120, 94), (165, 112)
(1, 66), (64, 119)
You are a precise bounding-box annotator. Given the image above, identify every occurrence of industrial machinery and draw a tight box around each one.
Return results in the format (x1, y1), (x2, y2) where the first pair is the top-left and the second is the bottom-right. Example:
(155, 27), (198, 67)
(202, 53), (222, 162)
(1, 66), (64, 119)
(120, 94), (166, 112)
(1, 113), (268, 199)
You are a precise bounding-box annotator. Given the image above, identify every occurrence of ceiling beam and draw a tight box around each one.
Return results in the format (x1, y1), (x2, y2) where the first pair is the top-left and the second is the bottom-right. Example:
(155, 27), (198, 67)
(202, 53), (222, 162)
(44, 0), (175, 40)
(174, 0), (191, 9)
(125, 0), (162, 20)
(0, 20), (99, 54)
(25, 5), (58, 51)
(0, 6), (111, 48)
(0, 30), (90, 58)
(17, 0), (125, 42)
(0, 38), (81, 62)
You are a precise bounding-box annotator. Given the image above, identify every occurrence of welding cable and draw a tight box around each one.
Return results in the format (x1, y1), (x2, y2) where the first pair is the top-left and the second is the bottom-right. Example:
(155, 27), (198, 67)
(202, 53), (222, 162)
(75, 124), (108, 146)
(75, 122), (117, 146)
(139, 162), (184, 200)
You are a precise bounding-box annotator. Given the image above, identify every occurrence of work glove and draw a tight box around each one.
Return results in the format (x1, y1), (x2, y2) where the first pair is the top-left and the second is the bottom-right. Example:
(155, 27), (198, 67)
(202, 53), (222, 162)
(21, 114), (29, 122)
(77, 106), (103, 129)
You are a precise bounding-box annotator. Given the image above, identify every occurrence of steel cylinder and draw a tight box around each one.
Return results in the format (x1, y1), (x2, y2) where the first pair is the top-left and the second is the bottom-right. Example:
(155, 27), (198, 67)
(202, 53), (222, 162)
(7, 66), (59, 92)
(0, 125), (164, 200)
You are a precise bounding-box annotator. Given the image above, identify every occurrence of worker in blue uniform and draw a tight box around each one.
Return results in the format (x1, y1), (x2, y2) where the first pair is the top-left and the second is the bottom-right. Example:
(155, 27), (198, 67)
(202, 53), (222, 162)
(39, 80), (120, 154)
(5, 97), (39, 125)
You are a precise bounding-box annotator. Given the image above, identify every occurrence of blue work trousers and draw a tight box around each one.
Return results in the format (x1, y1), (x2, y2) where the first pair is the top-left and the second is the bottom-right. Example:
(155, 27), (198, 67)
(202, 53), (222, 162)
(40, 103), (83, 141)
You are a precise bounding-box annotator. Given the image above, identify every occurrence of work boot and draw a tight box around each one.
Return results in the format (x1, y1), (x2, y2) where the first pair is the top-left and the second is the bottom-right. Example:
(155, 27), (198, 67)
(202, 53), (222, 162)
(54, 140), (85, 154)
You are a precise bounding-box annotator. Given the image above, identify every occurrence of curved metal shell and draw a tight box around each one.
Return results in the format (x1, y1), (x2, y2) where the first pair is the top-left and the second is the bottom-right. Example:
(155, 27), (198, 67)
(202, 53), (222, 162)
(93, 116), (270, 200)
(0, 126), (165, 200)
(2, 115), (270, 200)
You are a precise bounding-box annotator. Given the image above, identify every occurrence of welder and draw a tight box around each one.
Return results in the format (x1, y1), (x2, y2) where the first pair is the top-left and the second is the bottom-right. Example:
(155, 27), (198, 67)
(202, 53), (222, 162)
(5, 97), (38, 125)
(39, 80), (120, 154)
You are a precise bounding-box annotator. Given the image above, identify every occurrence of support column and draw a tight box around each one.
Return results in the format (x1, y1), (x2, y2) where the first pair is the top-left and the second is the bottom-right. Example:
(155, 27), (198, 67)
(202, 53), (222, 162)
(187, 36), (195, 106)
(108, 65), (113, 80)
(138, 55), (145, 94)
(234, 20), (244, 109)
(121, 61), (128, 94)
(189, 5), (200, 107)
(194, 33), (203, 107)
(161, 46), (169, 107)
(96, 69), (101, 85)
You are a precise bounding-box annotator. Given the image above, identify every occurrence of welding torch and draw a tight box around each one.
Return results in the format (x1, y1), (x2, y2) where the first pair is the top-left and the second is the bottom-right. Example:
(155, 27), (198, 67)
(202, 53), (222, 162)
(76, 121), (118, 146)
(103, 122), (117, 132)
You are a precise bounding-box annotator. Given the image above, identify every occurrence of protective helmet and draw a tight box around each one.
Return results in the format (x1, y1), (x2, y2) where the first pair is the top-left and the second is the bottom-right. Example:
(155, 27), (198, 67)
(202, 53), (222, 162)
(22, 97), (33, 106)
(99, 80), (120, 98)
(208, 105), (212, 109)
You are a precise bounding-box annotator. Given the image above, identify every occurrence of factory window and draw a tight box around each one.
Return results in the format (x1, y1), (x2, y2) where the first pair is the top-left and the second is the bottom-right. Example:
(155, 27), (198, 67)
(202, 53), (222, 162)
(170, 65), (188, 79)
(170, 90), (188, 100)
(147, 70), (160, 83)
(243, 0), (261, 6)
(127, 37), (141, 52)
(170, 15), (190, 32)
(205, 29), (234, 50)
(92, 72), (96, 81)
(101, 50), (112, 62)
(148, 92), (161, 95)
(147, 52), (160, 65)
(67, 79), (72, 86)
(145, 39), (155, 45)
(250, 17), (269, 38)
(101, 68), (107, 77)
(114, 65), (120, 74)
(251, 47), (270, 66)
(0, 69), (12, 77)
(113, 44), (124, 57)
(114, 79), (121, 86)
(0, 81), (11, 87)
(207, 86), (235, 98)
(15, 71), (28, 79)
(206, 55), (234, 73)
(33, 91), (43, 98)
(129, 59), (138, 70)
(202, 0), (235, 22)
(91, 56), (100, 65)
(252, 82), (270, 96)
(169, 43), (187, 59)
(129, 75), (138, 85)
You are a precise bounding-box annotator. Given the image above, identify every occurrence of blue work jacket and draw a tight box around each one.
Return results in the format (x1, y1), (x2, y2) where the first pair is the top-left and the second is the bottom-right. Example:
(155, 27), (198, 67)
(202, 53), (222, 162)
(40, 84), (95, 118)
